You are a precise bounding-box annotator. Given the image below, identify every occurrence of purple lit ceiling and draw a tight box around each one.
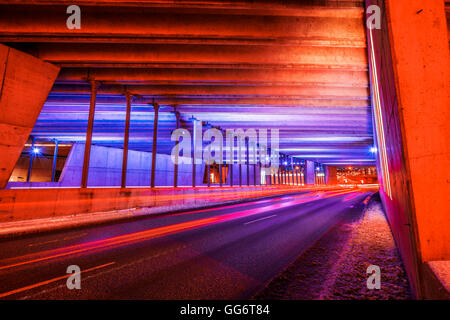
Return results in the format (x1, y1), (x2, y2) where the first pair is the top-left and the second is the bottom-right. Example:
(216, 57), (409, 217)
(1, 0), (375, 166)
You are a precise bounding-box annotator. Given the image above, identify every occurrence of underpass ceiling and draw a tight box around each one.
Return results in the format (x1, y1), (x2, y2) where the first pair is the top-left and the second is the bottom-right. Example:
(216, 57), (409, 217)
(0, 0), (375, 165)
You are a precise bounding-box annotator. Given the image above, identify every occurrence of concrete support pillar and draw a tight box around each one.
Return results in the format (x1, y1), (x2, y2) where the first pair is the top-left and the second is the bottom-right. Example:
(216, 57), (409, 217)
(237, 136), (244, 187)
(218, 129), (224, 187)
(81, 81), (98, 188)
(191, 119), (202, 188)
(277, 164), (280, 185)
(150, 103), (159, 188)
(325, 166), (337, 185)
(291, 161), (295, 185)
(26, 137), (36, 182)
(239, 158), (242, 186)
(121, 93), (132, 188)
(246, 138), (250, 186)
(173, 110), (181, 188)
(205, 123), (211, 187)
(226, 131), (233, 187)
(0, 44), (59, 188)
(51, 140), (59, 182)
(304, 160), (315, 185)
(253, 143), (257, 186)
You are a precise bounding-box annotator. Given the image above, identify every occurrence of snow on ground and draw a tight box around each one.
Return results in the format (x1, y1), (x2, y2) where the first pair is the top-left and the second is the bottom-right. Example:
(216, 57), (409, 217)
(254, 194), (412, 300)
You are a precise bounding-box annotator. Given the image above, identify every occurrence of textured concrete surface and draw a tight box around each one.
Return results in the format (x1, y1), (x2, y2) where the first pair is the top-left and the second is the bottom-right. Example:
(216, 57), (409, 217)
(0, 184), (337, 223)
(366, 0), (450, 298)
(0, 189), (374, 299)
(421, 261), (450, 300)
(254, 194), (411, 300)
(7, 143), (261, 188)
(0, 44), (59, 188)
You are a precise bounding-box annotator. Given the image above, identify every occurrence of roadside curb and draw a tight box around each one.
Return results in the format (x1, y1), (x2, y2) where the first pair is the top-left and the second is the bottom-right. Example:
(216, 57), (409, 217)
(0, 190), (311, 241)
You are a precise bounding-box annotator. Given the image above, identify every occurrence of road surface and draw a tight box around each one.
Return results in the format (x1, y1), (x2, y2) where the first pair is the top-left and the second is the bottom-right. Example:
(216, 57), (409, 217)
(0, 188), (373, 299)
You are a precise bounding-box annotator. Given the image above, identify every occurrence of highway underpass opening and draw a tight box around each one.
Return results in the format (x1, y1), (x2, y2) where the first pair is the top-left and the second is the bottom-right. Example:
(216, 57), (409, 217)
(0, 0), (448, 301)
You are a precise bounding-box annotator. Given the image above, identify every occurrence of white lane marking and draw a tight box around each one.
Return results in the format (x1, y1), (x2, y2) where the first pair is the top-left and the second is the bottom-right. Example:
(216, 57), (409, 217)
(0, 261), (116, 298)
(243, 215), (277, 225)
(20, 244), (188, 299)
(28, 233), (88, 247)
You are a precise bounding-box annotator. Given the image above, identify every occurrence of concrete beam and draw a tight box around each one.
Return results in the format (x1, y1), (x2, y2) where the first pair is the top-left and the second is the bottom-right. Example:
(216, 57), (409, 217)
(29, 43), (367, 69)
(50, 84), (369, 99)
(44, 95), (371, 108)
(0, 5), (366, 46)
(0, 1), (365, 15)
(57, 68), (369, 87)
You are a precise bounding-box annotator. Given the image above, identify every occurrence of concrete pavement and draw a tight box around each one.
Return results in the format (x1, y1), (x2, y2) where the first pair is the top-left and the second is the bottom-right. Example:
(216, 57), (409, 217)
(0, 189), (373, 299)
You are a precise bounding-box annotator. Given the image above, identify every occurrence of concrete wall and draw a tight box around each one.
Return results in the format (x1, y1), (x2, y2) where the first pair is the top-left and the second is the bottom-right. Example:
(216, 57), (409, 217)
(0, 44), (59, 188)
(8, 143), (261, 188)
(9, 154), (64, 183)
(8, 145), (69, 183)
(58, 143), (192, 187)
(0, 185), (302, 223)
(367, 0), (450, 298)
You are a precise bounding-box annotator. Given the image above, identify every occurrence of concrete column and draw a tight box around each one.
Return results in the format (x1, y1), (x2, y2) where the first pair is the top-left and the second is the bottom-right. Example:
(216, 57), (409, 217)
(239, 136), (243, 186)
(291, 161), (295, 185)
(150, 103), (159, 188)
(246, 138), (250, 186)
(253, 143), (257, 186)
(304, 160), (315, 185)
(81, 80), (98, 188)
(121, 93), (132, 188)
(173, 110), (181, 188)
(280, 167), (284, 184)
(301, 164), (305, 185)
(278, 167), (282, 185)
(0, 44), (59, 188)
(325, 166), (337, 185)
(191, 119), (202, 187)
(227, 131), (233, 187)
(26, 137), (36, 182)
(205, 123), (211, 187)
(51, 140), (59, 182)
(219, 129), (224, 187)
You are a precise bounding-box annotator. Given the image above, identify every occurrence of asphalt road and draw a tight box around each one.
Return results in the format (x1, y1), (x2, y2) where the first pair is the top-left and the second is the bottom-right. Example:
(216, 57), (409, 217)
(0, 188), (373, 299)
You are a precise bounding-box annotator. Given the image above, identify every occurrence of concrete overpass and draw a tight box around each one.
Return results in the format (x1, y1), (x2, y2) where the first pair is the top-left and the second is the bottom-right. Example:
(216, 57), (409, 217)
(0, 0), (448, 299)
